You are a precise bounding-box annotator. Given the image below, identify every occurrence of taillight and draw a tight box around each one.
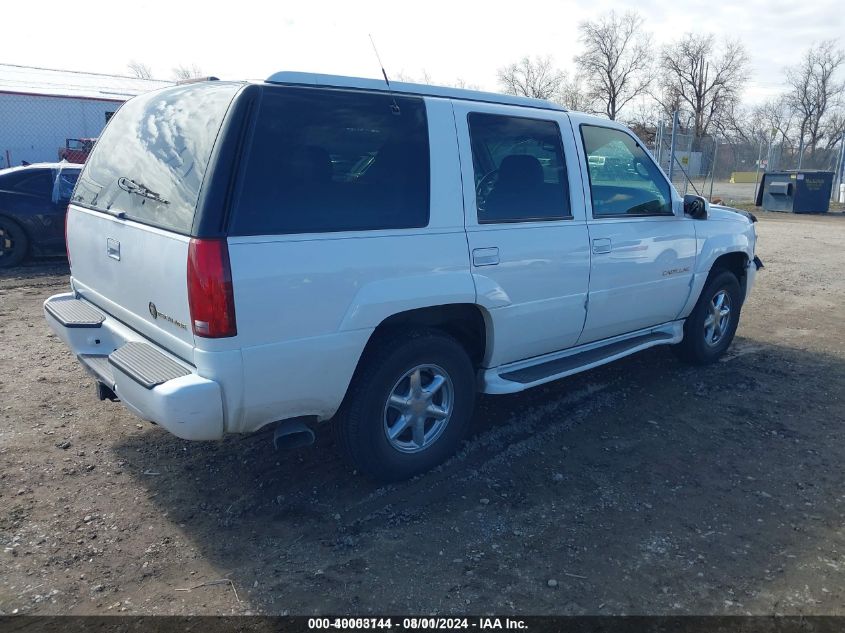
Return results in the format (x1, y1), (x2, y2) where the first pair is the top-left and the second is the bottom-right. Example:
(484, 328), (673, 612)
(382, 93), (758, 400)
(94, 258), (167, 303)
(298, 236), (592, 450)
(64, 206), (71, 268)
(187, 238), (237, 338)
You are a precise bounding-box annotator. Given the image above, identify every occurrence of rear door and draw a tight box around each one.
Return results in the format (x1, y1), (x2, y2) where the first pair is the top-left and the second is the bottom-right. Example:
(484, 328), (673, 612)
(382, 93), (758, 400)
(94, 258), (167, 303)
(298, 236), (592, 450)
(0, 168), (57, 241)
(67, 82), (243, 362)
(452, 102), (591, 367)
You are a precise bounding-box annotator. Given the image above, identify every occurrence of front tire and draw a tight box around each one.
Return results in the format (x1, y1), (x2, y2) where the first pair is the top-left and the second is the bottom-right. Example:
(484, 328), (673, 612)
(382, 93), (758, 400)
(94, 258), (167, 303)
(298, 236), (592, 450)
(336, 328), (476, 482)
(673, 269), (742, 365)
(0, 216), (28, 268)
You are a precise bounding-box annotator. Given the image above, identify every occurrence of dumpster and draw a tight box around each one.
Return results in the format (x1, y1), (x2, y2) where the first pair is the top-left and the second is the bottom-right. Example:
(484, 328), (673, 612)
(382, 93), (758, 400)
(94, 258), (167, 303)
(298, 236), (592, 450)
(755, 170), (834, 213)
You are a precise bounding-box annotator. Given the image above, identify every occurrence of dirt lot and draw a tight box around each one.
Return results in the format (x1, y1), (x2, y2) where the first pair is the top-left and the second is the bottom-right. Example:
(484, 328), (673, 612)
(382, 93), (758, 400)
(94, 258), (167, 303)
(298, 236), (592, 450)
(1, 210), (844, 616)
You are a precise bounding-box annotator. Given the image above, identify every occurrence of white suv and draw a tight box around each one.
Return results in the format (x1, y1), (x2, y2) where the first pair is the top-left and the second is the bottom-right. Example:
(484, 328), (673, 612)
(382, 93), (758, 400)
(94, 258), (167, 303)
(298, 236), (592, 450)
(44, 72), (761, 481)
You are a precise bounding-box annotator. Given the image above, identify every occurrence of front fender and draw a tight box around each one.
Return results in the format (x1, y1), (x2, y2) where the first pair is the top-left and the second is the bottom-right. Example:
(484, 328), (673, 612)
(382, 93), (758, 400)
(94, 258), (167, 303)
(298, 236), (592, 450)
(678, 219), (755, 318)
(694, 230), (753, 276)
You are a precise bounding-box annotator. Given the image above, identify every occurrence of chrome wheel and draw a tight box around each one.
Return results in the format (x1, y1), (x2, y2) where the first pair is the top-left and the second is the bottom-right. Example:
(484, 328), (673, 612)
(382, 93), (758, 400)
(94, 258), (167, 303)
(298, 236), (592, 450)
(0, 226), (14, 258)
(703, 289), (732, 346)
(383, 364), (454, 454)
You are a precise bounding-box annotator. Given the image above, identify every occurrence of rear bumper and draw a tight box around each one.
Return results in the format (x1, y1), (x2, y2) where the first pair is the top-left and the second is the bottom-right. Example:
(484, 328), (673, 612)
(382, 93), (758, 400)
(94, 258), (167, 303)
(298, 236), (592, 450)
(44, 292), (224, 440)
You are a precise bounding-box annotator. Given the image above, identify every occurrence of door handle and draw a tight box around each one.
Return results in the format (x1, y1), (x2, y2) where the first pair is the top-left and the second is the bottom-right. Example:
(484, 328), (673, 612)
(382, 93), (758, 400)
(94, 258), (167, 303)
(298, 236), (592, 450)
(592, 238), (612, 254)
(106, 238), (120, 261)
(472, 247), (499, 267)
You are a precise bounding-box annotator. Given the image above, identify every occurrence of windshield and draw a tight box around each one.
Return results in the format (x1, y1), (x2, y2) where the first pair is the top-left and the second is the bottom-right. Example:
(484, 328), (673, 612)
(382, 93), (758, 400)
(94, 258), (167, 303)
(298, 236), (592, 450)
(73, 82), (241, 234)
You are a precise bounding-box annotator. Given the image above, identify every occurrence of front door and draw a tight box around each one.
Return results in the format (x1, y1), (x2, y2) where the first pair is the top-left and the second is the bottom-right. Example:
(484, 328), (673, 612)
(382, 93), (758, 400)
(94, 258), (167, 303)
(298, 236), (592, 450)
(452, 102), (591, 367)
(573, 122), (697, 344)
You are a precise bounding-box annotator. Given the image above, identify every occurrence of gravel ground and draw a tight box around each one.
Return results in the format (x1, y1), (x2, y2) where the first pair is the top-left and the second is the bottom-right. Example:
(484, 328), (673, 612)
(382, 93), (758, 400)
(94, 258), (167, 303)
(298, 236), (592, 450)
(1, 210), (844, 616)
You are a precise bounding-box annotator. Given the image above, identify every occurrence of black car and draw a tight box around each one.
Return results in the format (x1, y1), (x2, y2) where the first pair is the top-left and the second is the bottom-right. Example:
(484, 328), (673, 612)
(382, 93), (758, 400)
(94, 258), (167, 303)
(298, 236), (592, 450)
(0, 163), (81, 267)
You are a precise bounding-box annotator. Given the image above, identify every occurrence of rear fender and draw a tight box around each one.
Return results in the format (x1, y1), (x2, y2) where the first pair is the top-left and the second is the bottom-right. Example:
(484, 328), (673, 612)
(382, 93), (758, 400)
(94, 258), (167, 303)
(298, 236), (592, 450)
(337, 271), (477, 332)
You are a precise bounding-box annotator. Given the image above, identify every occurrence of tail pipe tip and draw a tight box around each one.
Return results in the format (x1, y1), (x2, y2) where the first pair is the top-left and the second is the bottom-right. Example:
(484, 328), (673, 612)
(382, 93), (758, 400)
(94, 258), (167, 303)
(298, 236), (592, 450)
(273, 418), (316, 451)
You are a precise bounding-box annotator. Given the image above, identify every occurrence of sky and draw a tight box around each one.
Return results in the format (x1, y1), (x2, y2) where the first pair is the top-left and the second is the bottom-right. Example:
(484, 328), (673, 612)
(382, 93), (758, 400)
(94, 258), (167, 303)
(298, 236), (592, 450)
(4, 0), (844, 105)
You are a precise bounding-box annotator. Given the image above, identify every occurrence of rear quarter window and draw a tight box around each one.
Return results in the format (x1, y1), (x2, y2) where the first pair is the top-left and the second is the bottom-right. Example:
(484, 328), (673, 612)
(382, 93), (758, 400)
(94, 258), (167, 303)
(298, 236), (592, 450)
(73, 82), (242, 234)
(231, 87), (430, 236)
(3, 169), (54, 196)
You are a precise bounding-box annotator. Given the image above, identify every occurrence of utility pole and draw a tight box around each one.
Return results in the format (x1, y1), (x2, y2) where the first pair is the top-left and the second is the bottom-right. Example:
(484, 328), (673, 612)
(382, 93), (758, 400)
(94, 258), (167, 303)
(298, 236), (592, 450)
(797, 136), (805, 171)
(766, 128), (776, 171)
(655, 120), (663, 167)
(753, 138), (765, 202)
(834, 135), (845, 202)
(709, 138), (719, 201)
(668, 110), (679, 183)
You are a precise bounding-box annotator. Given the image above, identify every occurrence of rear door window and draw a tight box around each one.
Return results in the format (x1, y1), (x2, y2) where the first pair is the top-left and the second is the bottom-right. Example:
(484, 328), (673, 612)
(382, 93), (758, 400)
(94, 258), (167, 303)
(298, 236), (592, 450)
(73, 82), (241, 234)
(231, 87), (430, 235)
(11, 170), (53, 196)
(468, 113), (571, 223)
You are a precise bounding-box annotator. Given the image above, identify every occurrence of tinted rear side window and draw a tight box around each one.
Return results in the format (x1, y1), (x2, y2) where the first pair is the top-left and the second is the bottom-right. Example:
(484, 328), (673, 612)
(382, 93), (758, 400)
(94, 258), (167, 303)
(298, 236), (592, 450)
(6, 169), (53, 196)
(73, 82), (241, 233)
(231, 87), (430, 236)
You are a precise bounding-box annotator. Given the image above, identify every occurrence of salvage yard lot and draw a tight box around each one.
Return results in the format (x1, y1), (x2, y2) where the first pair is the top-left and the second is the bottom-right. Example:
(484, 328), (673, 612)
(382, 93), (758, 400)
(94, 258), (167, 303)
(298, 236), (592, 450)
(1, 210), (844, 616)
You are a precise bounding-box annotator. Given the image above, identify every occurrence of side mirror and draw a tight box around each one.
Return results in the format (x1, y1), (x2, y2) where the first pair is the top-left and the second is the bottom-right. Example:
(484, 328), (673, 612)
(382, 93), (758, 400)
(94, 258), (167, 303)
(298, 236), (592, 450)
(684, 194), (708, 220)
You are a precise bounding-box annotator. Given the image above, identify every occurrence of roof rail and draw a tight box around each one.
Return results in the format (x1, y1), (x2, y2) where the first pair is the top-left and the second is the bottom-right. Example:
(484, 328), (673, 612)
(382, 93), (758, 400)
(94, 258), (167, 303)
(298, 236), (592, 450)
(176, 76), (220, 86)
(265, 71), (566, 112)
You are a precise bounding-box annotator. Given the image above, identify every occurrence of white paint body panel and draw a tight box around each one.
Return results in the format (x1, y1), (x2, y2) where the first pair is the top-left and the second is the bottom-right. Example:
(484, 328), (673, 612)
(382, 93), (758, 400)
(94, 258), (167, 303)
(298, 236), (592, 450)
(67, 206), (196, 363)
(452, 101), (591, 366)
(226, 97), (474, 432)
(52, 83), (759, 442)
(565, 113), (698, 344)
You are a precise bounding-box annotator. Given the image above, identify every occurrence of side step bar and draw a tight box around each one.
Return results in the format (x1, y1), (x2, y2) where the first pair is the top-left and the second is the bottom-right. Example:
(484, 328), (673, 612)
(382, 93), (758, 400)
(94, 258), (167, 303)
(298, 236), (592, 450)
(482, 322), (683, 394)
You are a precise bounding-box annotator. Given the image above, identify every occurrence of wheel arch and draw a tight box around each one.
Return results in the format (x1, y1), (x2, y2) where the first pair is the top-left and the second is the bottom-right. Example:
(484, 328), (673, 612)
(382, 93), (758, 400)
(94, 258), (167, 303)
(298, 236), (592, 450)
(0, 213), (31, 264)
(710, 251), (750, 297)
(360, 303), (491, 369)
(680, 247), (750, 319)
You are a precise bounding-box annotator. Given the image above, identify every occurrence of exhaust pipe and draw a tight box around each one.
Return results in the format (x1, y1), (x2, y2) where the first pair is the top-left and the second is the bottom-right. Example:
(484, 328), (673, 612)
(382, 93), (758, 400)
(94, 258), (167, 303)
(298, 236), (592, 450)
(273, 418), (316, 451)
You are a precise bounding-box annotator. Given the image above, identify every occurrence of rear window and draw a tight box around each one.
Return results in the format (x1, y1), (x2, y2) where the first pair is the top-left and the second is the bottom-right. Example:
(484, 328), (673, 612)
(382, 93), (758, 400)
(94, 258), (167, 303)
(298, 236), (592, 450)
(231, 87), (430, 235)
(73, 82), (241, 234)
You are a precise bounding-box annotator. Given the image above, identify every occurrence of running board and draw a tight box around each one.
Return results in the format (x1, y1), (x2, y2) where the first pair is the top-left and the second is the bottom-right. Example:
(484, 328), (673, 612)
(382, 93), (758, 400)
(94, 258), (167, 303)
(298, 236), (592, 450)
(481, 322), (683, 394)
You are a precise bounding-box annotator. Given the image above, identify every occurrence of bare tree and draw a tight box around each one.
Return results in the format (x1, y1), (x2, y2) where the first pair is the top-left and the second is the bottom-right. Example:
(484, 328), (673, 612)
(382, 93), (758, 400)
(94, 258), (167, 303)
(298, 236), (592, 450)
(822, 110), (845, 151)
(450, 77), (481, 91)
(172, 64), (205, 81)
(497, 56), (565, 100)
(575, 11), (652, 120)
(785, 40), (845, 156)
(558, 76), (593, 112)
(750, 97), (795, 147)
(659, 35), (749, 139)
(623, 100), (664, 145)
(395, 70), (480, 91)
(127, 60), (153, 80)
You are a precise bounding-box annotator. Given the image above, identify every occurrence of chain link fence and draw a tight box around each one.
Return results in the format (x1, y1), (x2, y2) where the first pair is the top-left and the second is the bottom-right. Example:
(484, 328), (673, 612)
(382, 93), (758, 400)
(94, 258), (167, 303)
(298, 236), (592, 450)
(0, 93), (120, 169)
(648, 112), (845, 207)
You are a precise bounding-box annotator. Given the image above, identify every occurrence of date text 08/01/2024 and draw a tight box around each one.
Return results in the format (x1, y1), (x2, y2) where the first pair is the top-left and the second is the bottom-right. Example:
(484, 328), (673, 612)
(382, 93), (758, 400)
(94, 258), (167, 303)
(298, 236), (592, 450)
(307, 618), (528, 630)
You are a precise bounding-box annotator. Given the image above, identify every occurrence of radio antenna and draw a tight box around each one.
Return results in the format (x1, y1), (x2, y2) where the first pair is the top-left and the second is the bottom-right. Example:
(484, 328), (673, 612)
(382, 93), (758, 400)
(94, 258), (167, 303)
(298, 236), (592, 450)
(368, 34), (401, 115)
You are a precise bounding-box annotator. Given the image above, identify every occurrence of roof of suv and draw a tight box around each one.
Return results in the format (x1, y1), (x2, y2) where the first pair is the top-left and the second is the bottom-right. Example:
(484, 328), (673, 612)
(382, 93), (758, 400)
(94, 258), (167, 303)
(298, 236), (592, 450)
(0, 162), (81, 175)
(265, 71), (567, 112)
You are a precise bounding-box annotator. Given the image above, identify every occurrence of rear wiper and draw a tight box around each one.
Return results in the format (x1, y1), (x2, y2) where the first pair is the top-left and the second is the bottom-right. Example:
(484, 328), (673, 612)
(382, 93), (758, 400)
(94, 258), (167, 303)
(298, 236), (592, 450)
(117, 177), (169, 205)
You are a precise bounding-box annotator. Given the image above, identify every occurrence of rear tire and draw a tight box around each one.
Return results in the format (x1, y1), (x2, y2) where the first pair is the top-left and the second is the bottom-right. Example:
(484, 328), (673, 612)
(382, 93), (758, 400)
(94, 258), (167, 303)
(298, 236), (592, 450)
(673, 269), (742, 365)
(336, 328), (476, 482)
(0, 216), (28, 268)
